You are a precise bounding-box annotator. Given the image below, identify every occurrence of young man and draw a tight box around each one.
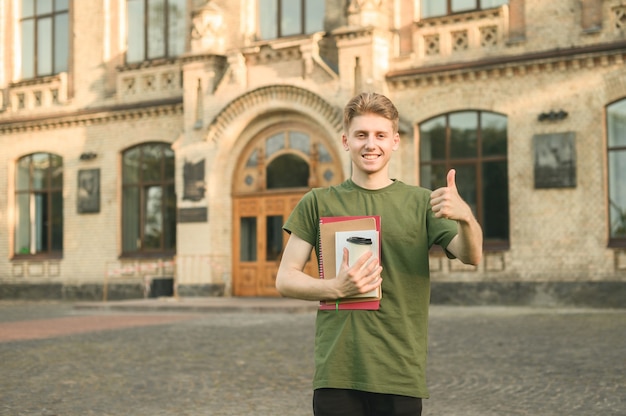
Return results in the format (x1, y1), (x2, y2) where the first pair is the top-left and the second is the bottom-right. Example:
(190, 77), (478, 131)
(276, 92), (483, 416)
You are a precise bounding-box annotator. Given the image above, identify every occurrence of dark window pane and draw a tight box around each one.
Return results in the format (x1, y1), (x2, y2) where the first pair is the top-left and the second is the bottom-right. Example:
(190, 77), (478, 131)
(142, 144), (164, 182)
(421, 0), (446, 18)
(164, 184), (177, 249)
(481, 112), (507, 156)
(143, 186), (163, 249)
(455, 164), (477, 215)
(123, 147), (141, 184)
(31, 153), (49, 190)
(15, 193), (31, 254)
(608, 101), (626, 240)
(240, 217), (257, 261)
(37, 0), (53, 14)
(168, 0), (186, 56)
(34, 193), (48, 252)
(422, 163), (448, 190)
(164, 146), (175, 178)
(122, 186), (140, 251)
(452, 0), (477, 12)
(318, 143), (332, 163)
(420, 116), (446, 161)
(483, 161), (509, 240)
(147, 0), (166, 59)
(21, 19), (35, 78)
(259, 0), (278, 39)
(16, 157), (31, 191)
(482, 0), (508, 8)
(50, 154), (63, 188)
(22, 0), (35, 17)
(51, 191), (63, 250)
(266, 132), (285, 157)
(127, 0), (145, 63)
(607, 100), (626, 148)
(55, 0), (69, 11)
(609, 150), (626, 238)
(37, 16), (53, 75)
(450, 112), (478, 158)
(289, 131), (310, 155)
(281, 0), (302, 36)
(54, 12), (69, 73)
(267, 154), (309, 189)
(305, 0), (324, 32)
(246, 149), (258, 168)
(266, 215), (283, 261)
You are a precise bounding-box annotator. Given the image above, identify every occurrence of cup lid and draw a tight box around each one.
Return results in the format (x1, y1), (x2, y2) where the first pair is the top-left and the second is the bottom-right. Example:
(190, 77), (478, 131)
(347, 236), (372, 245)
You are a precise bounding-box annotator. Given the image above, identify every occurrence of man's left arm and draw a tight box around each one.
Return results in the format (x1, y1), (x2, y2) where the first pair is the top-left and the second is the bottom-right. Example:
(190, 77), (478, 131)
(430, 169), (483, 265)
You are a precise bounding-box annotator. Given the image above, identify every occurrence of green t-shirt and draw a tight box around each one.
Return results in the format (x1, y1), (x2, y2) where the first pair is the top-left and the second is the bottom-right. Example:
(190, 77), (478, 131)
(283, 179), (458, 398)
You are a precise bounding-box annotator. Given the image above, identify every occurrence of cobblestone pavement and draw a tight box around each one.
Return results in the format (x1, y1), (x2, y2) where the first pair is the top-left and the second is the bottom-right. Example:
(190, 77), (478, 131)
(0, 300), (624, 416)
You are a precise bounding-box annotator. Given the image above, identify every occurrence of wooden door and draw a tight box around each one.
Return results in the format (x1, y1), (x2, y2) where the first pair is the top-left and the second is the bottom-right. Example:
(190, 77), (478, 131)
(232, 193), (317, 297)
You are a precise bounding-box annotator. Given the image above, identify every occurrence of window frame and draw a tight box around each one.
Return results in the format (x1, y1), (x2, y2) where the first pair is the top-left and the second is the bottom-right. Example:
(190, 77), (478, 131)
(418, 110), (509, 250)
(125, 0), (187, 64)
(257, 0), (324, 41)
(420, 0), (508, 19)
(19, 0), (70, 79)
(121, 142), (177, 258)
(13, 153), (64, 259)
(606, 99), (626, 247)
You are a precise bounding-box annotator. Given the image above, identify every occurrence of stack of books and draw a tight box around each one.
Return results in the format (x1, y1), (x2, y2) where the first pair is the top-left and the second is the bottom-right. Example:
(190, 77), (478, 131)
(318, 216), (382, 310)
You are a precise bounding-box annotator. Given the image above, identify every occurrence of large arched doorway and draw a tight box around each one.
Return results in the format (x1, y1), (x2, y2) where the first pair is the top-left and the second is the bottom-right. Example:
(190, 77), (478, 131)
(232, 123), (342, 296)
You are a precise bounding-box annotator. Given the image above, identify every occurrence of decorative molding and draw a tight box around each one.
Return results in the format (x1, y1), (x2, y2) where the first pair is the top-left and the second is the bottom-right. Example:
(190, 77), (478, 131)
(0, 100), (183, 134)
(204, 85), (343, 144)
(388, 42), (626, 90)
(332, 26), (376, 43)
(416, 7), (503, 29)
(5, 73), (69, 113)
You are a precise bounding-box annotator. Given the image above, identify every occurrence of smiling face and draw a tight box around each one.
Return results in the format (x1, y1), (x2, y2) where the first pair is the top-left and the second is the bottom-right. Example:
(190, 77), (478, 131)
(342, 113), (400, 186)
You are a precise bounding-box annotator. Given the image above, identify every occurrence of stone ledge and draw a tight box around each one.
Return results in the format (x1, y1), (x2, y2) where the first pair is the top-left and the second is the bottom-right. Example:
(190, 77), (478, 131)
(0, 281), (624, 308)
(431, 281), (626, 309)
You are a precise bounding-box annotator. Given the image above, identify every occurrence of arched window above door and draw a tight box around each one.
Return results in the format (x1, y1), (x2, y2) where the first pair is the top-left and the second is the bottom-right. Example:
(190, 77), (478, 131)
(234, 127), (340, 194)
(267, 154), (309, 189)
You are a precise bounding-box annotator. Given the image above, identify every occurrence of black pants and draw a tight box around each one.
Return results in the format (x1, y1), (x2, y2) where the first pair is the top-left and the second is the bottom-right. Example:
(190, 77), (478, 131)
(313, 388), (423, 416)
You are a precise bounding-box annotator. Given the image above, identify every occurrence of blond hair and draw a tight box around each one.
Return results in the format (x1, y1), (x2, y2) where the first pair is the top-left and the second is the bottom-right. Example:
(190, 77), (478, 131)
(343, 92), (399, 134)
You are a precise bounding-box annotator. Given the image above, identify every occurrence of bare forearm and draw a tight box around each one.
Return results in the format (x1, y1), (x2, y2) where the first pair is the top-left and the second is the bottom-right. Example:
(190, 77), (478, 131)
(450, 216), (483, 265)
(276, 267), (341, 301)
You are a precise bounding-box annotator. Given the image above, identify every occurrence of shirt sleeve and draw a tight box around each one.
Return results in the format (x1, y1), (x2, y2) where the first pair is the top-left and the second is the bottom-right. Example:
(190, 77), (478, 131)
(426, 204), (458, 259)
(283, 190), (319, 247)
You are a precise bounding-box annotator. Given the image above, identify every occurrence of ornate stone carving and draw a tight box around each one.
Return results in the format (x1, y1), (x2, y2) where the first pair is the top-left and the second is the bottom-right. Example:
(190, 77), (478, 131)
(346, 0), (386, 27)
(190, 1), (225, 54)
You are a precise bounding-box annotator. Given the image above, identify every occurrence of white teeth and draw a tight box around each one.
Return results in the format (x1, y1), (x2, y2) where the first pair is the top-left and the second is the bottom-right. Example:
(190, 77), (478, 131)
(363, 155), (378, 160)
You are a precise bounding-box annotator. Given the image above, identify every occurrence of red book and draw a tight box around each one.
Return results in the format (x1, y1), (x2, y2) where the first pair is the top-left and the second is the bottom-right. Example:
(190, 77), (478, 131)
(318, 216), (381, 311)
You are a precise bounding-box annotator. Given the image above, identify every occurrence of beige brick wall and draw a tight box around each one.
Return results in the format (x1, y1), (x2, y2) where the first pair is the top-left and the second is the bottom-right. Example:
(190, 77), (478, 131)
(1, 0), (625, 296)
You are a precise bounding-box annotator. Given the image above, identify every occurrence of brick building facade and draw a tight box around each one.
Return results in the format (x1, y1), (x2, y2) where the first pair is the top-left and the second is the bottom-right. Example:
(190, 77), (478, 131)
(0, 0), (624, 306)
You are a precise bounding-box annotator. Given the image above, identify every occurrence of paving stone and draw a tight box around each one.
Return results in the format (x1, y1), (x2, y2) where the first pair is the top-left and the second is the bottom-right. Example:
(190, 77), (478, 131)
(0, 301), (623, 415)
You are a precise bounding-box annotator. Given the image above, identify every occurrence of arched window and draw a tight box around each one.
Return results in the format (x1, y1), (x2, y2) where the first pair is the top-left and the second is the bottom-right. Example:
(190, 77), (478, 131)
(14, 153), (63, 256)
(122, 143), (176, 255)
(266, 153), (309, 189)
(419, 111), (509, 247)
(607, 100), (626, 244)
(235, 128), (337, 193)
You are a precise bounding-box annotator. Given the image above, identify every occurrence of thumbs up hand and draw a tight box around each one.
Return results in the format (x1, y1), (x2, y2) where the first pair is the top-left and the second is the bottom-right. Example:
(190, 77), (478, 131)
(430, 169), (473, 223)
